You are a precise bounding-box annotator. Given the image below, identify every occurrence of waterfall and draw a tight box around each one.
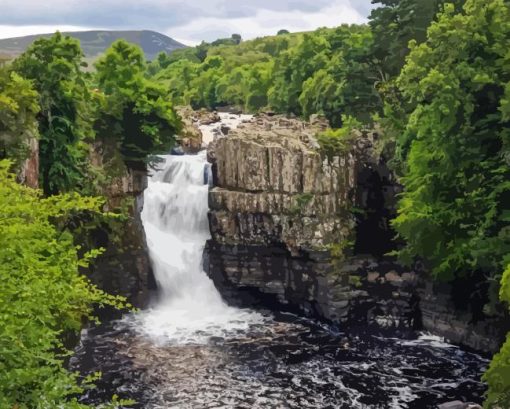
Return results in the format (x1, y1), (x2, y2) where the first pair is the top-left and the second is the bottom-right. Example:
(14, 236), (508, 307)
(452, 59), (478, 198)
(133, 151), (261, 344)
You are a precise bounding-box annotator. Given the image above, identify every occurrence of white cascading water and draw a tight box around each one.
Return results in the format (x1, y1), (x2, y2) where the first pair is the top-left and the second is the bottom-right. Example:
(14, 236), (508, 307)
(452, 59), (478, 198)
(133, 150), (262, 344)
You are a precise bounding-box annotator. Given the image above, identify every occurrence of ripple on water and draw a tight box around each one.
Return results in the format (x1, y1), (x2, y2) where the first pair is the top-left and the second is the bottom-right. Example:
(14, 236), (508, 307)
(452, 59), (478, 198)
(70, 311), (488, 409)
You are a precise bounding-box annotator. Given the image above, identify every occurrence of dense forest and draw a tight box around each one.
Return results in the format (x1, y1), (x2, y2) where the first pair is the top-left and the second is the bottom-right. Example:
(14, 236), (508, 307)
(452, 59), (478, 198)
(0, 0), (509, 407)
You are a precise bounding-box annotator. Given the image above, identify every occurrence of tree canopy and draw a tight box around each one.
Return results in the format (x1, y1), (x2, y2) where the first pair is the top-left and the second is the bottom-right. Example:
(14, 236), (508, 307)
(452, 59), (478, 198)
(94, 39), (181, 169)
(13, 32), (93, 195)
(0, 67), (39, 168)
(387, 0), (510, 404)
(0, 160), (126, 408)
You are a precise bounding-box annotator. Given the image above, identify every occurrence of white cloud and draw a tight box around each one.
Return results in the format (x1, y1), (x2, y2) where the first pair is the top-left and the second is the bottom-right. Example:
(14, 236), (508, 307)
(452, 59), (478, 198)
(166, 1), (369, 42)
(0, 25), (104, 40)
(0, 0), (373, 43)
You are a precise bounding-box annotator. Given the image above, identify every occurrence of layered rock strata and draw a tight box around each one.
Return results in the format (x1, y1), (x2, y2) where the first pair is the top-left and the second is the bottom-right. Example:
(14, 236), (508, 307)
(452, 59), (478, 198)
(205, 114), (358, 320)
(86, 142), (152, 308)
(88, 168), (152, 308)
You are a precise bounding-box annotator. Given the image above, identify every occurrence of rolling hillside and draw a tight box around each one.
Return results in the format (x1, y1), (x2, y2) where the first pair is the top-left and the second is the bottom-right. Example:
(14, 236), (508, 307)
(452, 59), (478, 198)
(0, 30), (187, 61)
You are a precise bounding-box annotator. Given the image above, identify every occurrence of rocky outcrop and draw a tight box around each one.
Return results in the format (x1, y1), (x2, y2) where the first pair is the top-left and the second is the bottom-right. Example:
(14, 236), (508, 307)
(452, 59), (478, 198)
(175, 106), (204, 152)
(17, 137), (39, 188)
(208, 114), (355, 250)
(86, 143), (153, 308)
(175, 106), (229, 152)
(419, 280), (507, 353)
(205, 114), (358, 319)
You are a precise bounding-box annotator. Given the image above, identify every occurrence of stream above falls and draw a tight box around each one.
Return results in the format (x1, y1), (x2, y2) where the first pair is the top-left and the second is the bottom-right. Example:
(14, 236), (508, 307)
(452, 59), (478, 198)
(71, 115), (488, 409)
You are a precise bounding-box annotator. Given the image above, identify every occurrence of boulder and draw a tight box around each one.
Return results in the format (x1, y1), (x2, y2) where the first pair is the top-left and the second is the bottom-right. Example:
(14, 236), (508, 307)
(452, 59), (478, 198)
(174, 106), (203, 152)
(438, 401), (468, 409)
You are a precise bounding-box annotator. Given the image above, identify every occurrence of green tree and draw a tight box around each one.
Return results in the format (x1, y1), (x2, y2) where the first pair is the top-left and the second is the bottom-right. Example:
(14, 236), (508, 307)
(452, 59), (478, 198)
(298, 26), (379, 126)
(95, 40), (181, 169)
(484, 264), (510, 408)
(155, 58), (200, 106)
(269, 33), (330, 115)
(211, 34), (242, 47)
(369, 0), (465, 78)
(13, 32), (93, 195)
(392, 0), (510, 280)
(214, 61), (273, 111)
(0, 160), (126, 408)
(186, 56), (225, 108)
(388, 3), (510, 404)
(0, 67), (39, 169)
(231, 33), (242, 45)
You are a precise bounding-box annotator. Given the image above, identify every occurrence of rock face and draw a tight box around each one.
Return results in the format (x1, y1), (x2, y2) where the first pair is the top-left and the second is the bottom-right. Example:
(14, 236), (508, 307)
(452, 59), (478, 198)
(175, 106), (204, 152)
(419, 280), (507, 352)
(88, 167), (153, 308)
(17, 138), (39, 189)
(86, 143), (153, 308)
(205, 114), (358, 320)
(208, 114), (355, 251)
(14, 136), (152, 308)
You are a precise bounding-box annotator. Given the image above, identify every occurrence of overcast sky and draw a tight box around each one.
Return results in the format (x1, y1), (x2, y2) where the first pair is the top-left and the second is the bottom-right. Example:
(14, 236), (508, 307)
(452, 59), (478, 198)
(0, 0), (374, 45)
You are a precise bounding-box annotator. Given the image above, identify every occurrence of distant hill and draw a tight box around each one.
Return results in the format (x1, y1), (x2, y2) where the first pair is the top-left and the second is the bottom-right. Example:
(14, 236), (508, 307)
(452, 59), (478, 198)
(0, 30), (187, 61)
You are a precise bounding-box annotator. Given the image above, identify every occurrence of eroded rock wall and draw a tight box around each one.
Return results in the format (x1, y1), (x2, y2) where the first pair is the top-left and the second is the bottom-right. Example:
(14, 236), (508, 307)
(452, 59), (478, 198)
(17, 137), (39, 188)
(205, 114), (358, 319)
(87, 143), (153, 308)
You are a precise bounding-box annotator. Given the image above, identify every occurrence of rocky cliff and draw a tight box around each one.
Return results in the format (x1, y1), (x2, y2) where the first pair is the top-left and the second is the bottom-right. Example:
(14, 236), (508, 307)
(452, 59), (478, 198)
(204, 113), (507, 353)
(205, 114), (359, 320)
(16, 136), (152, 308)
(87, 168), (152, 308)
(86, 142), (153, 308)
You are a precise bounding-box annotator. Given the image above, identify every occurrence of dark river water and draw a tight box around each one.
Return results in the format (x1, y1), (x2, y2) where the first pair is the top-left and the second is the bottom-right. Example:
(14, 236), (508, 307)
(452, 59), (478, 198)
(71, 310), (487, 409)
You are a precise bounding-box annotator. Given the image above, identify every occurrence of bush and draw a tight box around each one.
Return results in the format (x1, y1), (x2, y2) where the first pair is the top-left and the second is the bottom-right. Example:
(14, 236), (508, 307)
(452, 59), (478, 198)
(317, 115), (361, 159)
(0, 160), (126, 408)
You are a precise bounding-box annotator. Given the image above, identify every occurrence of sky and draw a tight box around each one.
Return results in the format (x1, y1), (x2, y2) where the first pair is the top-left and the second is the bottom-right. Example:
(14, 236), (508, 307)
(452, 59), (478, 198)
(0, 0), (375, 45)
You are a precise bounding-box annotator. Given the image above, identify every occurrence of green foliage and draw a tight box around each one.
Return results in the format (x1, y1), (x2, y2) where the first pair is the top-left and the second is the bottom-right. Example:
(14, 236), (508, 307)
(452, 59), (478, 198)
(13, 32), (93, 195)
(484, 334), (510, 408)
(348, 275), (363, 288)
(391, 0), (510, 282)
(94, 40), (181, 168)
(289, 193), (314, 215)
(149, 25), (380, 123)
(329, 240), (355, 278)
(483, 265), (510, 408)
(317, 115), (361, 159)
(292, 26), (380, 126)
(269, 32), (330, 116)
(0, 160), (127, 408)
(369, 0), (468, 171)
(211, 34), (242, 47)
(369, 0), (446, 78)
(384, 3), (510, 405)
(0, 67), (39, 169)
